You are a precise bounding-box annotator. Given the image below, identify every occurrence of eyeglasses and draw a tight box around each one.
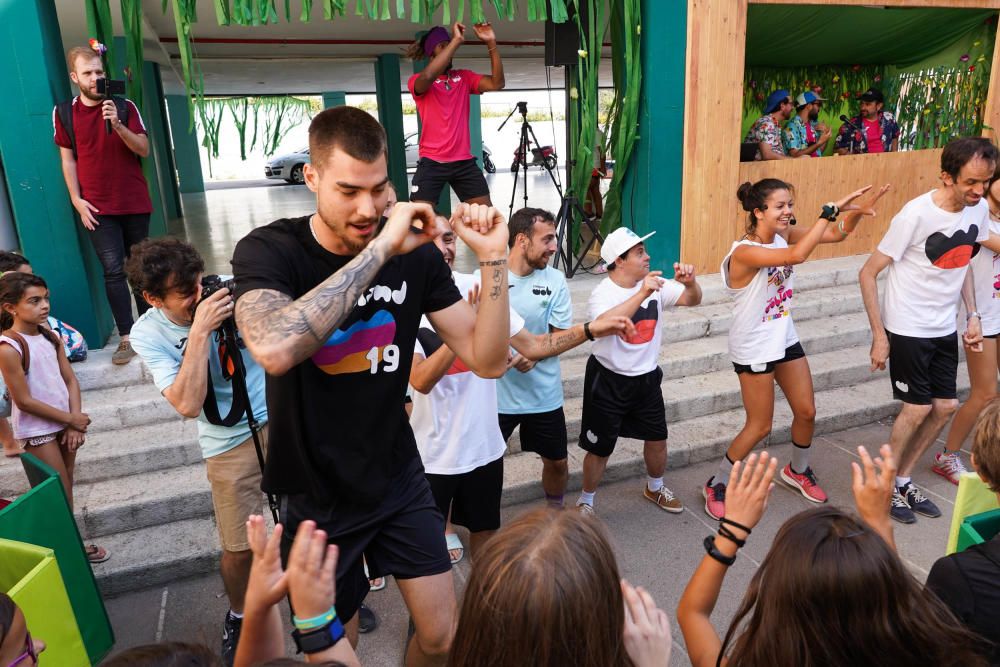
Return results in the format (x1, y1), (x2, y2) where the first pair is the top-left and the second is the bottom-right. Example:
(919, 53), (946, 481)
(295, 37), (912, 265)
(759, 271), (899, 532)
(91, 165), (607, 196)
(8, 632), (37, 667)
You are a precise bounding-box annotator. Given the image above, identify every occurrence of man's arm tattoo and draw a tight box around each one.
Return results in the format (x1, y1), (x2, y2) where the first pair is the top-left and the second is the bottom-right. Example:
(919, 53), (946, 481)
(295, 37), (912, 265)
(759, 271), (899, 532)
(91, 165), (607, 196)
(544, 327), (586, 356)
(490, 267), (502, 301)
(235, 240), (390, 368)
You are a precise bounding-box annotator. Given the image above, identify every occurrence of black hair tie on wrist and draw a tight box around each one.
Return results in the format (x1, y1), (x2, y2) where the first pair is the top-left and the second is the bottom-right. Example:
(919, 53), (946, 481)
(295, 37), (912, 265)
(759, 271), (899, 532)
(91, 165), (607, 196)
(703, 535), (737, 566)
(719, 517), (752, 535)
(717, 525), (746, 548)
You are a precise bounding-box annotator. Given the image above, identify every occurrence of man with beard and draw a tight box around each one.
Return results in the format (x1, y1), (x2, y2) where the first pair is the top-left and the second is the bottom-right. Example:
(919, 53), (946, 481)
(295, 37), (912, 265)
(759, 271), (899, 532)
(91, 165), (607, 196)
(53, 46), (152, 365)
(784, 91), (831, 159)
(835, 88), (900, 155)
(125, 238), (267, 665)
(744, 89), (794, 161)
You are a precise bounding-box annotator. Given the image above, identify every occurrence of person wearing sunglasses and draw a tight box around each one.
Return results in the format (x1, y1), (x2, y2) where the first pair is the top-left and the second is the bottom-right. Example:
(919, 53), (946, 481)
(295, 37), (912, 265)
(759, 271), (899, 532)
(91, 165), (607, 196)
(0, 593), (44, 667)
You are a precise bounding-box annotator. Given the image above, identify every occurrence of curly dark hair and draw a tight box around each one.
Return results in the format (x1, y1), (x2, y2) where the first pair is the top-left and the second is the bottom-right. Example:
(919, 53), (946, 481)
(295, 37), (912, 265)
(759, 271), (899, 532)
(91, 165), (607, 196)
(125, 237), (205, 300)
(0, 252), (30, 273)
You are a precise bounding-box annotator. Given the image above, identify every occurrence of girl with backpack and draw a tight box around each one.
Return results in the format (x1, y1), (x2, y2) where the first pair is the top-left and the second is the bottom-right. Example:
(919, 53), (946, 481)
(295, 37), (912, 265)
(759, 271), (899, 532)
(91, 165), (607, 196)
(0, 272), (106, 562)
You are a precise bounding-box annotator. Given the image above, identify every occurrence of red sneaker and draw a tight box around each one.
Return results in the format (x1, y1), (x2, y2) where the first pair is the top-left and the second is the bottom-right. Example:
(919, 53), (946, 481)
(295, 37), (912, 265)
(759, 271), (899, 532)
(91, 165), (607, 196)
(780, 464), (828, 503)
(703, 478), (726, 520)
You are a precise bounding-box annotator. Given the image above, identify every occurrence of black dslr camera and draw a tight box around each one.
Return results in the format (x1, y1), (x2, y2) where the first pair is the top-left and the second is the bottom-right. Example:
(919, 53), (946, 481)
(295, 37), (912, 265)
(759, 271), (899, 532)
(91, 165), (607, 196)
(200, 274), (235, 304)
(95, 77), (126, 96)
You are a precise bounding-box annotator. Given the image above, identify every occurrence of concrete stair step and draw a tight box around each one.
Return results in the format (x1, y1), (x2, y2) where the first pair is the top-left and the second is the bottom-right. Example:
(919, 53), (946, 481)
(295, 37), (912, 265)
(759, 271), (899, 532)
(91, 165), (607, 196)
(0, 420), (201, 493)
(72, 344), (152, 392)
(80, 383), (178, 432)
(95, 357), (965, 597)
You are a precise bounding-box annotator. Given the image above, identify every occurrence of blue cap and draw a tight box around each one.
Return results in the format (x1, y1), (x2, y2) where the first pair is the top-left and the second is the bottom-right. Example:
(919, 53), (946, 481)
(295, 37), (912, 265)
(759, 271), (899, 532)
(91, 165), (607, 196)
(763, 89), (791, 114)
(795, 91), (826, 106)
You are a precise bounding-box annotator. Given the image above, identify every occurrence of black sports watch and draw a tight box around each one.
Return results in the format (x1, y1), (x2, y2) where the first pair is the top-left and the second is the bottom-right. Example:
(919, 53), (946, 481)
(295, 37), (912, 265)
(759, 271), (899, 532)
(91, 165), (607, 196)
(819, 202), (839, 222)
(292, 617), (346, 654)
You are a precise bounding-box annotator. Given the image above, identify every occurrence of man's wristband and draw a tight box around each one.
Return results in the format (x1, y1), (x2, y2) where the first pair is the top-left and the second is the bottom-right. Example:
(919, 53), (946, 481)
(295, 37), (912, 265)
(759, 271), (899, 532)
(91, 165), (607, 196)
(583, 321), (595, 341)
(967, 311), (982, 321)
(703, 535), (737, 566)
(293, 605), (337, 631)
(291, 616), (346, 654)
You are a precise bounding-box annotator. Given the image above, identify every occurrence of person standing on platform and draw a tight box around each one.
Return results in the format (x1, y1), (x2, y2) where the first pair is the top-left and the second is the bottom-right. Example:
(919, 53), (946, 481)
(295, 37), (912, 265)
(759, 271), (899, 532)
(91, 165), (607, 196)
(860, 137), (996, 525)
(53, 46), (152, 365)
(407, 22), (505, 206)
(834, 88), (900, 155)
(937, 161), (1000, 484)
(575, 228), (702, 516)
(784, 91), (831, 158)
(703, 179), (883, 521)
(744, 89), (794, 161)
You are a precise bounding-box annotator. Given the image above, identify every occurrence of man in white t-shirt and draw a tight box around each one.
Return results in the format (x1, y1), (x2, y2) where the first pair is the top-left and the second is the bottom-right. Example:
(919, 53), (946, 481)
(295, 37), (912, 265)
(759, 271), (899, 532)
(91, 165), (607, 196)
(411, 221), (633, 559)
(576, 228), (702, 515)
(860, 137), (997, 525)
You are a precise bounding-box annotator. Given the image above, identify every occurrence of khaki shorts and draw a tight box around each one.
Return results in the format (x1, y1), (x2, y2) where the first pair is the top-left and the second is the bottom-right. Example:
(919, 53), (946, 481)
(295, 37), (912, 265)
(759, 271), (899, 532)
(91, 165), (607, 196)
(204, 425), (268, 552)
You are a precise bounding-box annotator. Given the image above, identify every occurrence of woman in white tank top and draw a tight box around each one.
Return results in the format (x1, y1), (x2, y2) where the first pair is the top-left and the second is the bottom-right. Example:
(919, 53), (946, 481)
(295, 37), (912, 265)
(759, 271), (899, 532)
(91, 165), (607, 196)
(939, 167), (1000, 481)
(702, 178), (887, 521)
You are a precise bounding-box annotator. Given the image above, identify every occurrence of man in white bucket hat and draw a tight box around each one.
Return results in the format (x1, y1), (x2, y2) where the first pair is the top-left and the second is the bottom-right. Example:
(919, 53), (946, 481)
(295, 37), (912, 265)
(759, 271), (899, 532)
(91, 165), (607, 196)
(575, 227), (702, 516)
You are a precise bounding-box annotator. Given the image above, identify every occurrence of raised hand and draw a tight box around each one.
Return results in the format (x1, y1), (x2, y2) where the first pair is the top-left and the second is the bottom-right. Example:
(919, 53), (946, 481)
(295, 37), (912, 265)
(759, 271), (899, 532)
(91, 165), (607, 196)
(379, 201), (441, 257)
(472, 22), (497, 44)
(243, 516), (288, 613)
(101, 99), (121, 128)
(833, 185), (874, 213)
(621, 580), (672, 667)
(673, 262), (696, 286)
(723, 452), (777, 532)
(451, 22), (466, 42)
(854, 183), (892, 218)
(851, 444), (897, 548)
(450, 203), (508, 261)
(642, 270), (665, 296)
(191, 287), (233, 336)
(286, 520), (338, 619)
(591, 315), (637, 341)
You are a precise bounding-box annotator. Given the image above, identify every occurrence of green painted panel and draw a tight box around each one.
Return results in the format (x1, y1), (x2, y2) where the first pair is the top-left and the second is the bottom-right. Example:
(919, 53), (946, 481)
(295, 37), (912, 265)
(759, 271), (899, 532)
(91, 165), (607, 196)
(322, 91), (347, 108)
(166, 95), (205, 194)
(375, 54), (409, 202)
(145, 63), (182, 220)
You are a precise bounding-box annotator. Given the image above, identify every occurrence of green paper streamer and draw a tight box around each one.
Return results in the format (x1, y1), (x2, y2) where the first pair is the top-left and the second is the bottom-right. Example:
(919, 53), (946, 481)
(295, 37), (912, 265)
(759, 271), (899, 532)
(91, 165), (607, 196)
(213, 0), (231, 24)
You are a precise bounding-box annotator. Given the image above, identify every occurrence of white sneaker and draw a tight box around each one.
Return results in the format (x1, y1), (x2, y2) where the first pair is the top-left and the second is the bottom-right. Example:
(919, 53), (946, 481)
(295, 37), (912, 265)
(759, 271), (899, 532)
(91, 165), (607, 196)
(931, 451), (968, 486)
(576, 502), (595, 517)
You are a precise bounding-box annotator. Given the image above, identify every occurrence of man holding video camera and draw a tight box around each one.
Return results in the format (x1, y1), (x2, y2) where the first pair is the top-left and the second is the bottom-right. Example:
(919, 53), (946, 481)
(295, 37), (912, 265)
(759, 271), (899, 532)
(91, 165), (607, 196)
(124, 238), (267, 666)
(54, 46), (152, 365)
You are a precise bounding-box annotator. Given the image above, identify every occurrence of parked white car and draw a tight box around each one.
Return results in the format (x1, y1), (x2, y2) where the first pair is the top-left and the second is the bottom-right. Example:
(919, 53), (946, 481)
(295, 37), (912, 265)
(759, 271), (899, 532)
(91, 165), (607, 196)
(264, 134), (421, 183)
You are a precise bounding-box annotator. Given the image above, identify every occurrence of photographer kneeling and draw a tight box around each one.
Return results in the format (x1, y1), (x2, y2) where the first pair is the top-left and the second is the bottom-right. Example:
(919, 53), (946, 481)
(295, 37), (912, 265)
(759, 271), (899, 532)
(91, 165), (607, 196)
(125, 238), (268, 666)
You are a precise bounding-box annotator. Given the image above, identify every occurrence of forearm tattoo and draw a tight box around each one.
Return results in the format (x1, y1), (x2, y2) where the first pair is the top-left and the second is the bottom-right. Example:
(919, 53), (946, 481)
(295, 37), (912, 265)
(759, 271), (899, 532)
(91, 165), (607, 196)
(479, 258), (507, 302)
(236, 241), (390, 366)
(545, 327), (585, 355)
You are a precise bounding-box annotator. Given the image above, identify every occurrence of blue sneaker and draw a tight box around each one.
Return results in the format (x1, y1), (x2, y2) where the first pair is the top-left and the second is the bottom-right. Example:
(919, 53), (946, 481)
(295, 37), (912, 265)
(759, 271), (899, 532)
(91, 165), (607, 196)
(901, 482), (941, 518)
(890, 487), (916, 525)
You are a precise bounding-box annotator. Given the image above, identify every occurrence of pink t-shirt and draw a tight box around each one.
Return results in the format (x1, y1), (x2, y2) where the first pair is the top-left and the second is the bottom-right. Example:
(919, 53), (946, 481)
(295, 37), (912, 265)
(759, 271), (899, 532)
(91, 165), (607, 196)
(408, 69), (483, 163)
(0, 332), (69, 439)
(864, 118), (884, 153)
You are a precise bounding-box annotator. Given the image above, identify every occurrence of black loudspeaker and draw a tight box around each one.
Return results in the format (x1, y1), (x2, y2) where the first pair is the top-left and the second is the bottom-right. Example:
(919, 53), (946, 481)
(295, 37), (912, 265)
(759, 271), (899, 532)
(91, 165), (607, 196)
(544, 3), (581, 67)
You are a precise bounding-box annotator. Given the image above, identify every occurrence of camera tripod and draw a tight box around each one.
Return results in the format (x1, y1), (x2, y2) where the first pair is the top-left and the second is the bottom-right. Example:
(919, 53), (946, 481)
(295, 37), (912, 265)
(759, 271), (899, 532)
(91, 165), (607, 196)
(497, 102), (603, 278)
(202, 314), (279, 524)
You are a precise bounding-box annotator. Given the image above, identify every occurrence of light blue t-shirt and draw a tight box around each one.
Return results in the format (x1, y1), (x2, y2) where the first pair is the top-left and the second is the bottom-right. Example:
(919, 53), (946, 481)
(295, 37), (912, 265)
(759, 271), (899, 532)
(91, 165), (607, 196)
(495, 266), (572, 414)
(130, 307), (268, 459)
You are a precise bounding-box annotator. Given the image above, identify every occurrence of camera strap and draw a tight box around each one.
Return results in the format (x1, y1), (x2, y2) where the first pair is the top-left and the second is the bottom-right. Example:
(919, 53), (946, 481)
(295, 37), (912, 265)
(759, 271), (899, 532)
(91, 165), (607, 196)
(202, 359), (250, 428)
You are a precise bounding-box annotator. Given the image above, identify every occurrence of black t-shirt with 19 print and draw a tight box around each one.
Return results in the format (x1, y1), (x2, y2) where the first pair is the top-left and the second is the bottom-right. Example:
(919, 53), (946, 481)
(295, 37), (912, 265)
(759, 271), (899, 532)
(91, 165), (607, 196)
(232, 216), (461, 505)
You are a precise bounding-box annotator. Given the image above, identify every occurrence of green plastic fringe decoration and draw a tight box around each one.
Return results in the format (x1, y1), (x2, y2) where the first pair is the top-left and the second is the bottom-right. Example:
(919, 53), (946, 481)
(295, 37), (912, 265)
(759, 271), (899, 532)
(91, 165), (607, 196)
(121, 0), (145, 111)
(84, 0), (116, 75)
(569, 0), (604, 213)
(196, 96), (313, 159)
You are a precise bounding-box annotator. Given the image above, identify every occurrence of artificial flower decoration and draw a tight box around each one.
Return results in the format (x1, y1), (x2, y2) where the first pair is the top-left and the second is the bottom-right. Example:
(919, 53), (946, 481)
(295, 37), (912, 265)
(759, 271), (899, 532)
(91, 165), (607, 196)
(577, 49), (588, 58)
(960, 54), (970, 62)
(89, 39), (107, 56)
(832, 74), (840, 83)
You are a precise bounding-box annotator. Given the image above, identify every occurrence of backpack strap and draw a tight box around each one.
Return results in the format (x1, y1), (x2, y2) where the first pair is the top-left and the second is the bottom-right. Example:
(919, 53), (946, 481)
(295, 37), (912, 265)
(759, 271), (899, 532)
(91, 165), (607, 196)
(56, 99), (77, 161)
(1, 331), (30, 376)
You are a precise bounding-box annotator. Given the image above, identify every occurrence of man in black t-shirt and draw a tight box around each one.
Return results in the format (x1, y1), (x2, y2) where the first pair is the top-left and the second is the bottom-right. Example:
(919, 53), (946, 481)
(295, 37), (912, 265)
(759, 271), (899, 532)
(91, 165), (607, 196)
(232, 106), (510, 665)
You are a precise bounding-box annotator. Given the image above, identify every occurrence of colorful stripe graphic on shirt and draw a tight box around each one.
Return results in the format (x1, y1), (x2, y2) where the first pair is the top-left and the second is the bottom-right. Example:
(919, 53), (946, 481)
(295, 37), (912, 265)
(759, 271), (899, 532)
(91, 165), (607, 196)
(312, 310), (396, 375)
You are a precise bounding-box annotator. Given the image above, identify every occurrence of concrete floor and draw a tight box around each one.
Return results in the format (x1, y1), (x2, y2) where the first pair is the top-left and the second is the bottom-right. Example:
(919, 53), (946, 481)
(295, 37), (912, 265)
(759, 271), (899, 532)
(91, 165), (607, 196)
(100, 420), (968, 666)
(171, 167), (571, 278)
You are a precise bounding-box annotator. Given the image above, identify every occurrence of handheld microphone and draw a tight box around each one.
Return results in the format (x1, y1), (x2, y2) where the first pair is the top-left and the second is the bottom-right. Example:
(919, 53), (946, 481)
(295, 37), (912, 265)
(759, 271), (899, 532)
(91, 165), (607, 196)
(839, 114), (862, 132)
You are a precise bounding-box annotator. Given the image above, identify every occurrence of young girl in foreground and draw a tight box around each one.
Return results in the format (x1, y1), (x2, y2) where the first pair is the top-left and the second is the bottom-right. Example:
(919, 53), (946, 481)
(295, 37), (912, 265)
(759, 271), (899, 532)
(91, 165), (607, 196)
(703, 179), (888, 519)
(0, 273), (104, 561)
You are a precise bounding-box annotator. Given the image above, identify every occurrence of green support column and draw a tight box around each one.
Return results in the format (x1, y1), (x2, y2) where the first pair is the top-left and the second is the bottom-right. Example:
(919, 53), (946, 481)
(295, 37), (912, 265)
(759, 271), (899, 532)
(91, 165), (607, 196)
(143, 62), (181, 221)
(374, 54), (408, 201)
(411, 51), (451, 215)
(1, 2), (113, 347)
(322, 91), (347, 108)
(114, 37), (166, 238)
(621, 0), (685, 270)
(469, 95), (483, 171)
(166, 95), (205, 193)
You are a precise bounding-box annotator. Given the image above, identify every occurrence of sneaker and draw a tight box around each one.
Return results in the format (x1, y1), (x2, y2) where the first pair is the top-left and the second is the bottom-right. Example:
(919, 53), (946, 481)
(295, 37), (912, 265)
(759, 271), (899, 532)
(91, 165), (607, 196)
(932, 451), (968, 486)
(889, 487), (917, 524)
(703, 478), (726, 520)
(643, 485), (683, 513)
(221, 611), (242, 667)
(358, 603), (378, 634)
(576, 502), (596, 517)
(901, 482), (941, 518)
(111, 339), (136, 365)
(780, 464), (828, 503)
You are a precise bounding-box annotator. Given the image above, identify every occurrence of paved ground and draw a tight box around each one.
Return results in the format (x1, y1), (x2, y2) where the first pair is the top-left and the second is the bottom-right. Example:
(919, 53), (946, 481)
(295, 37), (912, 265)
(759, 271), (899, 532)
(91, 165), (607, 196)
(99, 419), (965, 666)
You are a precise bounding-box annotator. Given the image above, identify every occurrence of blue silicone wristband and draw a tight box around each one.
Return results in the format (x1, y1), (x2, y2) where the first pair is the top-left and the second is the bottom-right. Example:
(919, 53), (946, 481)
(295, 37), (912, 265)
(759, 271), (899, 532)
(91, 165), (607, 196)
(293, 606), (337, 631)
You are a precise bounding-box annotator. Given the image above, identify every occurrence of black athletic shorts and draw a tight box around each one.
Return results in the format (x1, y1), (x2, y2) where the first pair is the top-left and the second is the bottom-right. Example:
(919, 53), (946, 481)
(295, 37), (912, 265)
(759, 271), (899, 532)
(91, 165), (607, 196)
(410, 157), (490, 204)
(425, 456), (503, 533)
(886, 329), (958, 405)
(578, 355), (668, 457)
(732, 341), (806, 375)
(498, 407), (568, 461)
(279, 456), (450, 624)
